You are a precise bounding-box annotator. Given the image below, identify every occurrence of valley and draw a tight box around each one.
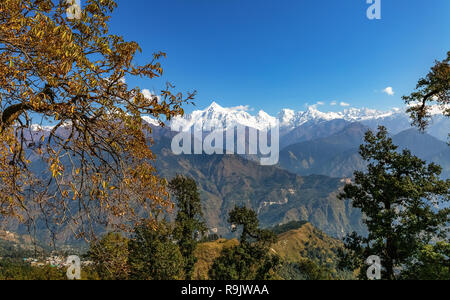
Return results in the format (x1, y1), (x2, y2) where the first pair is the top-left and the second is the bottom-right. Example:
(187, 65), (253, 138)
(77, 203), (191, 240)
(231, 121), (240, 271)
(1, 102), (448, 247)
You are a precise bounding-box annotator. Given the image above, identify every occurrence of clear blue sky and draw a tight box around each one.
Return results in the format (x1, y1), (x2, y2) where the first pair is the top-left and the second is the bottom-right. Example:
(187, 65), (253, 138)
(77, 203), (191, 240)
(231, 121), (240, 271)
(106, 0), (450, 114)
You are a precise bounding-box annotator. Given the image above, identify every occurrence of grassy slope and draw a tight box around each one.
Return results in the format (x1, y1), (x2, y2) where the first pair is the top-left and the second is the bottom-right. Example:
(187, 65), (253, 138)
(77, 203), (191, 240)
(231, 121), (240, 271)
(271, 223), (342, 264)
(193, 238), (239, 280)
(193, 222), (343, 279)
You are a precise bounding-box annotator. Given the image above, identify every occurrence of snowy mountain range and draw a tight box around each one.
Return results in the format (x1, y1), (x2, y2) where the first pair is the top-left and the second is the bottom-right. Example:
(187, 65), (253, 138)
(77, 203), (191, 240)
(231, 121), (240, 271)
(168, 101), (277, 132)
(151, 102), (449, 142)
(20, 102), (449, 241)
(30, 101), (449, 142)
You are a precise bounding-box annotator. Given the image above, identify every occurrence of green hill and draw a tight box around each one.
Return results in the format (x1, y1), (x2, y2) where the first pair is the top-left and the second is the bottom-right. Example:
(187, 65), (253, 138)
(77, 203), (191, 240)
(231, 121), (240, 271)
(271, 222), (342, 264)
(193, 238), (239, 280)
(193, 222), (347, 280)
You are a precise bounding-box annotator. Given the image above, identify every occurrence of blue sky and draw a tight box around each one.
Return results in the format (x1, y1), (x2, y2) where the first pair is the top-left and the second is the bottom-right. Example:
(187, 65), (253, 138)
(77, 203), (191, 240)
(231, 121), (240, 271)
(107, 0), (450, 115)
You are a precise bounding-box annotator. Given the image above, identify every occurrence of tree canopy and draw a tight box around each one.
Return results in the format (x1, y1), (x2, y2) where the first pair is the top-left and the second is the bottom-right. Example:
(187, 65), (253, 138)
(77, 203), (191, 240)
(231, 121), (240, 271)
(128, 220), (185, 280)
(0, 0), (195, 239)
(169, 175), (207, 280)
(87, 232), (129, 280)
(338, 127), (449, 280)
(403, 51), (450, 131)
(209, 206), (280, 280)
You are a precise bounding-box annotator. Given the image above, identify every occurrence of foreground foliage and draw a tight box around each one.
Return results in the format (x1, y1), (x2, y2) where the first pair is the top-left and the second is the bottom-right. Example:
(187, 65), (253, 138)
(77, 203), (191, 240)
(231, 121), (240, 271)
(0, 0), (194, 238)
(403, 51), (449, 132)
(128, 221), (185, 280)
(338, 127), (449, 280)
(169, 175), (207, 280)
(87, 232), (129, 280)
(209, 207), (281, 280)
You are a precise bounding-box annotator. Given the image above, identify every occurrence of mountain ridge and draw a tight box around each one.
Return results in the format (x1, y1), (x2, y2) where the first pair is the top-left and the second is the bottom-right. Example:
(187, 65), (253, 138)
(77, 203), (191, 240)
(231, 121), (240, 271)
(165, 102), (450, 142)
(279, 124), (450, 178)
(27, 101), (450, 141)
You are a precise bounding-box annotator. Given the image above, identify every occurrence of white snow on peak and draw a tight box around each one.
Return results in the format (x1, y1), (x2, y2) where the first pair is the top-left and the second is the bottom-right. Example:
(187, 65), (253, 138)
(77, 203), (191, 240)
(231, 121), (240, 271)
(30, 124), (55, 132)
(29, 121), (72, 132)
(278, 109), (295, 126)
(168, 102), (412, 132)
(142, 116), (160, 126)
(276, 105), (406, 128)
(31, 102), (448, 135)
(170, 101), (277, 132)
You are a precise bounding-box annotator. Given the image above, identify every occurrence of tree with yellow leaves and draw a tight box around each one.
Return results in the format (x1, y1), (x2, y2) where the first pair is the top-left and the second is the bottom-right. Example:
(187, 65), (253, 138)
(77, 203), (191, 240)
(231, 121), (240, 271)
(403, 51), (450, 132)
(0, 0), (195, 240)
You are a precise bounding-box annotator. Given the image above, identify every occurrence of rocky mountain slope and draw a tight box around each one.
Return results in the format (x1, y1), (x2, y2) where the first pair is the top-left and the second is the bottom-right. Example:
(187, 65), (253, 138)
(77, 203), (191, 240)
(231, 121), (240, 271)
(278, 124), (450, 178)
(6, 102), (447, 246)
(153, 134), (364, 238)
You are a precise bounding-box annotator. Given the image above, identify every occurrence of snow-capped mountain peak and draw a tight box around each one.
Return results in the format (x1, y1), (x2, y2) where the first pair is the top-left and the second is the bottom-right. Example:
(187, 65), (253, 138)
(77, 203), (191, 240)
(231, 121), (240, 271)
(141, 116), (160, 126)
(170, 101), (277, 131)
(274, 105), (409, 129)
(31, 102), (449, 141)
(207, 101), (224, 111)
(158, 102), (412, 133)
(278, 109), (295, 125)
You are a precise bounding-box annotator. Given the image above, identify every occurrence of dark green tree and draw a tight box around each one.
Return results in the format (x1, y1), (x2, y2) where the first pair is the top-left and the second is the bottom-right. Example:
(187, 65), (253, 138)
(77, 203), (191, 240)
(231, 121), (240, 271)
(209, 206), (280, 280)
(0, 259), (66, 280)
(403, 51), (449, 131)
(338, 127), (449, 280)
(169, 175), (207, 280)
(278, 260), (334, 280)
(400, 241), (450, 280)
(87, 232), (129, 280)
(128, 220), (185, 280)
